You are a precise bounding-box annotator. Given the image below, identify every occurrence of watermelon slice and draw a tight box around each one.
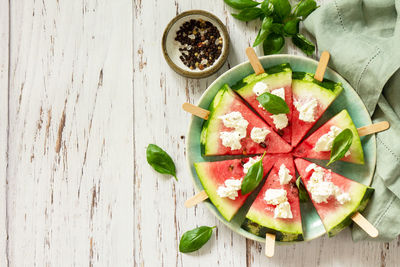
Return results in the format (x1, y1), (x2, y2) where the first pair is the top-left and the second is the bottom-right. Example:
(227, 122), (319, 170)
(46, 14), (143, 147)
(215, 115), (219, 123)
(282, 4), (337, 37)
(291, 72), (343, 147)
(242, 155), (304, 241)
(200, 84), (292, 156)
(233, 64), (293, 143)
(194, 155), (276, 221)
(294, 158), (374, 237)
(293, 110), (364, 164)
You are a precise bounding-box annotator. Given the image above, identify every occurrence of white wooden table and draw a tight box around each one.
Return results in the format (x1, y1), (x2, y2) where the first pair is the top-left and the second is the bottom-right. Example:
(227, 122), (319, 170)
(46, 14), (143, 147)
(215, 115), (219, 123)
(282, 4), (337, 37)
(0, 0), (398, 266)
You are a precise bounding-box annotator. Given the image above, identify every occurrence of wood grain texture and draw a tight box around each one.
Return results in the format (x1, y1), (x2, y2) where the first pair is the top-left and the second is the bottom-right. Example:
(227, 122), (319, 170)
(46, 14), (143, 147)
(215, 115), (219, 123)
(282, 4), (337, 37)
(0, 0), (9, 265)
(7, 0), (133, 266)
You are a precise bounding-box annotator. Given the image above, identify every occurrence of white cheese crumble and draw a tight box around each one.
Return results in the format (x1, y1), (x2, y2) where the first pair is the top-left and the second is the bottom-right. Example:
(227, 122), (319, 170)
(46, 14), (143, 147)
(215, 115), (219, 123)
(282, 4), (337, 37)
(250, 127), (270, 143)
(264, 189), (287, 205)
(274, 201), (293, 219)
(278, 164), (293, 185)
(314, 126), (343, 152)
(306, 164), (351, 204)
(252, 82), (269, 96)
(270, 87), (285, 100)
(219, 112), (249, 150)
(270, 114), (288, 130)
(217, 178), (243, 200)
(294, 98), (318, 122)
(242, 156), (261, 174)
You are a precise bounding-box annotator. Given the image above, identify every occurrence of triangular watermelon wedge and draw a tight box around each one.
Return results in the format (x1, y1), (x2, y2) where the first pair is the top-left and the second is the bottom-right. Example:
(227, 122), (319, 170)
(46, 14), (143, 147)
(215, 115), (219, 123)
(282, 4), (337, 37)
(242, 154), (304, 241)
(293, 110), (364, 164)
(294, 158), (374, 237)
(200, 84), (292, 156)
(291, 72), (343, 147)
(194, 155), (276, 221)
(233, 64), (293, 143)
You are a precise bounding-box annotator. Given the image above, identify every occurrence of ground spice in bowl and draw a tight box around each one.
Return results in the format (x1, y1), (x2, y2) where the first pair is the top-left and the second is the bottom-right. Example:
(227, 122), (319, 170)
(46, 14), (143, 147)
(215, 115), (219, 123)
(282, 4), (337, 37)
(175, 19), (223, 71)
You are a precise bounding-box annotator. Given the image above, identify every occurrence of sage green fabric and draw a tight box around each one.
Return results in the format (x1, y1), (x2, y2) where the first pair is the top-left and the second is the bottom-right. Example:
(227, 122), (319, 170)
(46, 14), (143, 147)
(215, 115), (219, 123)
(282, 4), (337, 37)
(304, 0), (400, 241)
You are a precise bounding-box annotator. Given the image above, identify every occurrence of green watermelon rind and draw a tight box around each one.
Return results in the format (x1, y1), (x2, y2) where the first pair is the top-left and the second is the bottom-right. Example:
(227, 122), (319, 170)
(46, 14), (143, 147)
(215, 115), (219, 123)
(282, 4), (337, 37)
(327, 187), (374, 237)
(231, 63), (292, 91)
(241, 217), (304, 242)
(194, 162), (238, 222)
(292, 72), (344, 95)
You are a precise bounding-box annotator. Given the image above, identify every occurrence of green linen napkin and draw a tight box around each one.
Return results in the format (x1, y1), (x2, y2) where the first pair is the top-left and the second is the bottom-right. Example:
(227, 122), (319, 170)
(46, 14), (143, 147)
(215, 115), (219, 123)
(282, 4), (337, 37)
(304, 0), (400, 241)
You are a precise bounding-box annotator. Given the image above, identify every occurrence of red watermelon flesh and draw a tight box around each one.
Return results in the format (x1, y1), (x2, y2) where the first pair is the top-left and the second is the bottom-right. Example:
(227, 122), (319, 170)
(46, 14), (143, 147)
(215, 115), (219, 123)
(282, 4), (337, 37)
(194, 155), (276, 221)
(201, 85), (292, 156)
(294, 158), (374, 237)
(234, 65), (293, 143)
(242, 154), (303, 241)
(293, 110), (364, 164)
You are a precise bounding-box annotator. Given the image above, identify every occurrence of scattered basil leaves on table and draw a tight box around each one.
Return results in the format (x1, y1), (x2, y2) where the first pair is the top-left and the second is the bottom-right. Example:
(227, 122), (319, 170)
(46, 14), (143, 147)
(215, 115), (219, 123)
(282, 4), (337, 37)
(224, 0), (319, 55)
(256, 92), (290, 114)
(296, 176), (310, 202)
(327, 129), (353, 166)
(146, 144), (177, 180)
(241, 153), (266, 195)
(179, 226), (216, 253)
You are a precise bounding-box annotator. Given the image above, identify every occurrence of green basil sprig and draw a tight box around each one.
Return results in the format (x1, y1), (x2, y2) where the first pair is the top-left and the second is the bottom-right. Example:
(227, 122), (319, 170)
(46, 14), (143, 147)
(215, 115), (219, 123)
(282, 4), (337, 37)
(179, 226), (216, 253)
(256, 92), (289, 114)
(296, 176), (309, 202)
(241, 153), (266, 195)
(224, 0), (318, 55)
(146, 144), (177, 180)
(327, 129), (353, 166)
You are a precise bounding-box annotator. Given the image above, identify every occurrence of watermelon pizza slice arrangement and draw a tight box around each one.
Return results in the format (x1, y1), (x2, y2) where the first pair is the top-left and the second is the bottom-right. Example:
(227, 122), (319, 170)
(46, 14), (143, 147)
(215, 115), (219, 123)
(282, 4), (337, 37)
(192, 63), (374, 242)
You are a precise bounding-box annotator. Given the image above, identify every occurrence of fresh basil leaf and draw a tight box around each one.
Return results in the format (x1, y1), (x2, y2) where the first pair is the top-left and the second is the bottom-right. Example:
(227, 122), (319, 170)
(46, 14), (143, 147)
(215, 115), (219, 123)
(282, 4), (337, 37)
(270, 0), (291, 20)
(327, 129), (353, 166)
(146, 144), (177, 180)
(292, 33), (315, 56)
(232, 7), (264, 21)
(294, 0), (318, 19)
(224, 0), (259, 9)
(296, 176), (310, 202)
(179, 226), (215, 253)
(241, 153), (266, 195)
(256, 92), (289, 114)
(283, 18), (300, 36)
(261, 0), (274, 16)
(253, 16), (273, 47)
(263, 33), (285, 54)
(271, 23), (284, 34)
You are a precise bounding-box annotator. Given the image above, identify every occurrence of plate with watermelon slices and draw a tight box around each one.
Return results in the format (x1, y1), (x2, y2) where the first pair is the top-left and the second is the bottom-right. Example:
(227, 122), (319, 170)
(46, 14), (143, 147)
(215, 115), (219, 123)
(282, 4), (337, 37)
(186, 55), (376, 243)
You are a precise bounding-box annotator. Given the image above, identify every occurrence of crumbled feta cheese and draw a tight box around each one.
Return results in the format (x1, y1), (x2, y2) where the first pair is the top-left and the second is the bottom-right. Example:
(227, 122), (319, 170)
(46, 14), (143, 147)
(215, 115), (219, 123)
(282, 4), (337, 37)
(252, 82), (269, 96)
(264, 189), (287, 205)
(278, 164), (292, 185)
(345, 150), (351, 157)
(219, 111), (249, 130)
(294, 98), (318, 122)
(250, 127), (270, 143)
(335, 192), (351, 204)
(243, 156), (261, 174)
(274, 201), (293, 219)
(217, 178), (242, 200)
(314, 126), (343, 152)
(270, 114), (288, 130)
(219, 131), (242, 150)
(219, 112), (249, 150)
(305, 163), (317, 173)
(270, 87), (285, 100)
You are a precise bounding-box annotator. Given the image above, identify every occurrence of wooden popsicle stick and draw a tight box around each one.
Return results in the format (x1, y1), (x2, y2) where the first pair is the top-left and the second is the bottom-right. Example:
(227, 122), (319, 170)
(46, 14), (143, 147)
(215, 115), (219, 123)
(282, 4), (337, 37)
(246, 47), (265, 75)
(184, 190), (209, 208)
(357, 121), (389, 137)
(265, 233), (276, 257)
(182, 103), (210, 120)
(314, 51), (330, 82)
(351, 212), (378, 238)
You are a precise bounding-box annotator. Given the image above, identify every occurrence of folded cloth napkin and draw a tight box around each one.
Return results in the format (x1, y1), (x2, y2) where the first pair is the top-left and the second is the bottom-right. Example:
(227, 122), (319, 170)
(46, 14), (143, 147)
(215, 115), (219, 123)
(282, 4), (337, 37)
(304, 0), (400, 241)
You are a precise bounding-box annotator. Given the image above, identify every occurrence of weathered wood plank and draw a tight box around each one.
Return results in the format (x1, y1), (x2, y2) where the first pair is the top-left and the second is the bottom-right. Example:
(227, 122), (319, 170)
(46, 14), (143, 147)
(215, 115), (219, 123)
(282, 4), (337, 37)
(0, 0), (9, 265)
(7, 0), (133, 265)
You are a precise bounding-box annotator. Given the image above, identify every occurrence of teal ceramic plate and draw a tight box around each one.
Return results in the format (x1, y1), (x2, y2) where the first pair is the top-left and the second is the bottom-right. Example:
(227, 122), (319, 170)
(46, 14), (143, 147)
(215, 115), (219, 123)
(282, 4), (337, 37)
(186, 55), (376, 243)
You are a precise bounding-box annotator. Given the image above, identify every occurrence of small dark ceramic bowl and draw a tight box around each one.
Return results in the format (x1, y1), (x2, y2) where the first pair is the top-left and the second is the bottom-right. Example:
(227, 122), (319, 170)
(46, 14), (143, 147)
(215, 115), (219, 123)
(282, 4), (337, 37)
(162, 10), (230, 79)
